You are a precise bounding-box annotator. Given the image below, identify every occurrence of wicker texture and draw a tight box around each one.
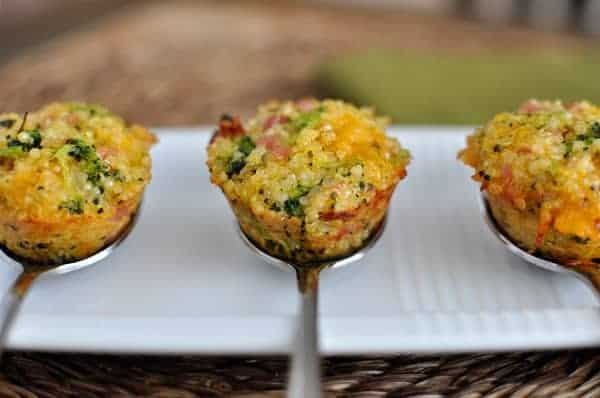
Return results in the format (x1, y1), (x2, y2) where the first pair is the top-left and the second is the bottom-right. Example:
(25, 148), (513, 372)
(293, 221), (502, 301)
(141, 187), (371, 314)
(1, 352), (600, 397)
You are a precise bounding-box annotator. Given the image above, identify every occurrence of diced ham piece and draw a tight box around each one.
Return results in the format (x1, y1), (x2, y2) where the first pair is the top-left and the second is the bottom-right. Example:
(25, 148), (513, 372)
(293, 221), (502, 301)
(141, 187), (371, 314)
(500, 165), (519, 204)
(568, 102), (586, 113)
(519, 99), (542, 114)
(263, 115), (290, 131)
(296, 98), (318, 112)
(112, 204), (131, 222)
(257, 134), (290, 160)
(66, 114), (81, 125)
(97, 146), (117, 160)
(210, 114), (245, 144)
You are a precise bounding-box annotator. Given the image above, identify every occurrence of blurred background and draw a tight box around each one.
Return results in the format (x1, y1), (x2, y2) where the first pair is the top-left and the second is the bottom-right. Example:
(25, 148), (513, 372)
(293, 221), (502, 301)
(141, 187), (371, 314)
(0, 0), (599, 125)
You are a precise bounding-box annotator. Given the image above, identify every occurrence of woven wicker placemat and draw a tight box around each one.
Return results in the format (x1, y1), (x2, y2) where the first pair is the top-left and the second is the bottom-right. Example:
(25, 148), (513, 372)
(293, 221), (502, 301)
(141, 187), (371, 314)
(1, 351), (600, 397)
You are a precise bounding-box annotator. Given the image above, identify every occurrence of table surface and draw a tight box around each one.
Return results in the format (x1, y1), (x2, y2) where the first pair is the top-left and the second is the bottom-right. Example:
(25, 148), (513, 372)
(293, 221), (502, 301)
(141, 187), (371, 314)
(0, 1), (598, 396)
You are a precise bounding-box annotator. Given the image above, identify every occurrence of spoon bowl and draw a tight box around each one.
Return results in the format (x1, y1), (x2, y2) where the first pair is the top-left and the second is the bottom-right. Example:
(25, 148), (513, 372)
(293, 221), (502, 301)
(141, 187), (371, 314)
(237, 215), (387, 274)
(237, 215), (387, 398)
(479, 193), (600, 294)
(0, 203), (142, 352)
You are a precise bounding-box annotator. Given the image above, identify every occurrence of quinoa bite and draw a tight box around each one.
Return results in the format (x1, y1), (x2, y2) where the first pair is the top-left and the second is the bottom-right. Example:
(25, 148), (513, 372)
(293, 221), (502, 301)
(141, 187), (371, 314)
(207, 99), (410, 263)
(0, 102), (156, 264)
(459, 99), (600, 264)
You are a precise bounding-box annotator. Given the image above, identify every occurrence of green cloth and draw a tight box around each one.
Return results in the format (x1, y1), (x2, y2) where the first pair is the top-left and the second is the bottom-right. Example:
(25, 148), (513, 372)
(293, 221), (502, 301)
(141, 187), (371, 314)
(317, 51), (600, 125)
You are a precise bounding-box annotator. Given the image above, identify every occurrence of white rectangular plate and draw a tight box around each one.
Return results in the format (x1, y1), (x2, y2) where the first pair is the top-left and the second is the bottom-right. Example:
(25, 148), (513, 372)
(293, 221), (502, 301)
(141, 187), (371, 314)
(3, 127), (600, 355)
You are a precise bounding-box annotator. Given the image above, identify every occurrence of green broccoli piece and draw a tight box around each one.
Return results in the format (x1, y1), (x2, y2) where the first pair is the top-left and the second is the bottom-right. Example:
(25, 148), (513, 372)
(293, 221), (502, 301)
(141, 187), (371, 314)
(284, 197), (304, 217)
(291, 107), (323, 132)
(54, 138), (117, 188)
(227, 158), (246, 177)
(590, 122), (600, 137)
(7, 130), (42, 152)
(283, 184), (311, 217)
(226, 136), (256, 178)
(0, 146), (24, 158)
(64, 138), (95, 161)
(238, 136), (256, 156)
(289, 185), (310, 198)
(59, 198), (84, 215)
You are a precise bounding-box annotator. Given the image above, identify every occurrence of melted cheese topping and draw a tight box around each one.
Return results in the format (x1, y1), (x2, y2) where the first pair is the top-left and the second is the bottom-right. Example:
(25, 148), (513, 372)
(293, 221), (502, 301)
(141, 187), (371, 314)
(323, 108), (386, 163)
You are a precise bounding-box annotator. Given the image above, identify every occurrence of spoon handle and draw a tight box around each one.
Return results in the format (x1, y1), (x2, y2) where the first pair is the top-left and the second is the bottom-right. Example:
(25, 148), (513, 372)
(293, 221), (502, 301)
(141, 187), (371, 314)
(289, 269), (322, 398)
(0, 272), (30, 357)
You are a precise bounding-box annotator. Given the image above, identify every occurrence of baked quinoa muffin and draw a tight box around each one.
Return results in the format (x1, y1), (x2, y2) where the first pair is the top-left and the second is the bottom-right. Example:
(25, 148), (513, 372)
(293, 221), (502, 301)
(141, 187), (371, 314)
(0, 102), (156, 264)
(207, 99), (410, 263)
(459, 99), (600, 265)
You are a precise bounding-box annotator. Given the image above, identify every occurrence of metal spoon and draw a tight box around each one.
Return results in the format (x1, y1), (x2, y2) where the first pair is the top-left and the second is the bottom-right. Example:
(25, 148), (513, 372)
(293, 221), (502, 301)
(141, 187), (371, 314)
(479, 194), (600, 294)
(0, 205), (142, 356)
(237, 216), (387, 398)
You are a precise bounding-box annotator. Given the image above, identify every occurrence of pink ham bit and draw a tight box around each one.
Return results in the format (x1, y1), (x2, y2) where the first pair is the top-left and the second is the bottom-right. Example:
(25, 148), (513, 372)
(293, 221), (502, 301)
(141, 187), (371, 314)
(97, 147), (117, 160)
(296, 98), (318, 112)
(263, 115), (290, 131)
(66, 114), (81, 125)
(258, 135), (290, 160)
(500, 165), (518, 204)
(210, 115), (245, 144)
(568, 102), (585, 113)
(519, 100), (542, 114)
(112, 204), (131, 222)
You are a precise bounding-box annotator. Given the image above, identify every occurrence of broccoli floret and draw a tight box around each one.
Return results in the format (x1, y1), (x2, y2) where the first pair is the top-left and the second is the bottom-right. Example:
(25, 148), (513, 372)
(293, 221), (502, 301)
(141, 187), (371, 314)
(226, 158), (246, 177)
(54, 139), (119, 189)
(291, 107), (323, 132)
(108, 169), (126, 182)
(284, 197), (303, 217)
(28, 131), (42, 148)
(6, 130), (42, 152)
(0, 146), (24, 158)
(226, 136), (256, 178)
(64, 138), (95, 161)
(564, 140), (574, 158)
(564, 122), (600, 158)
(289, 185), (310, 198)
(281, 184), (311, 217)
(591, 122), (600, 137)
(59, 198), (84, 215)
(238, 136), (255, 156)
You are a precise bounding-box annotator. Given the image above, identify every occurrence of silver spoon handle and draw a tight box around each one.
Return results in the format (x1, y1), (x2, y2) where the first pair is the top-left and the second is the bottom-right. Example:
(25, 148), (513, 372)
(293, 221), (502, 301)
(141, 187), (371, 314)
(0, 273), (28, 357)
(289, 285), (322, 398)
